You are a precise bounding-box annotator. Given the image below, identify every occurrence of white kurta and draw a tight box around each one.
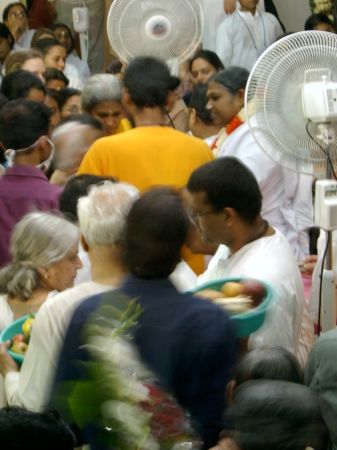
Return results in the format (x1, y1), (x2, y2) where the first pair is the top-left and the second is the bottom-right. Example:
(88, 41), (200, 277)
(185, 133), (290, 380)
(197, 229), (314, 367)
(201, 0), (265, 52)
(4, 281), (111, 411)
(218, 122), (313, 261)
(17, 29), (34, 49)
(215, 8), (283, 71)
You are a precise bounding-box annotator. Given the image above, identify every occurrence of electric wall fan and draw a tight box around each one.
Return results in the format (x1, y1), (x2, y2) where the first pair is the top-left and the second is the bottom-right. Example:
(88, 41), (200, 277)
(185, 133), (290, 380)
(245, 31), (337, 332)
(106, 0), (204, 73)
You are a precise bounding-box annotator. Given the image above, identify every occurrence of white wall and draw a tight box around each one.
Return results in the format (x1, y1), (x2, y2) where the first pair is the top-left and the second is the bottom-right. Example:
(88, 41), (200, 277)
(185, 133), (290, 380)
(274, 0), (312, 31)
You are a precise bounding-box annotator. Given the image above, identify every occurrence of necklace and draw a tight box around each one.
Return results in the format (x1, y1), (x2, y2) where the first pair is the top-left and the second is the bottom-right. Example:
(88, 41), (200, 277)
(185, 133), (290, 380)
(237, 9), (266, 52)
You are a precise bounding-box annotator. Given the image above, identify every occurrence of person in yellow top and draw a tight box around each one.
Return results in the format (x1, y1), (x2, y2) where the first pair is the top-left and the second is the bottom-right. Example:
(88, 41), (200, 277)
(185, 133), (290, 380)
(78, 57), (213, 192)
(78, 57), (214, 273)
(81, 73), (132, 136)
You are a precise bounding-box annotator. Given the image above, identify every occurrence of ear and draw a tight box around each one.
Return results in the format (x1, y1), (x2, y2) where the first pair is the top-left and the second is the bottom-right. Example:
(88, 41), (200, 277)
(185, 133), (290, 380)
(225, 379), (236, 405)
(223, 206), (236, 219)
(37, 135), (51, 161)
(189, 108), (197, 127)
(80, 234), (89, 253)
(122, 88), (132, 107)
(165, 90), (175, 111)
(37, 266), (49, 280)
(236, 88), (245, 107)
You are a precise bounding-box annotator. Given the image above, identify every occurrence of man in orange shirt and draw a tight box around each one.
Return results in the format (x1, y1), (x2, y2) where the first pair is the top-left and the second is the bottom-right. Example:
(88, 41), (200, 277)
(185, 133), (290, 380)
(78, 56), (213, 192)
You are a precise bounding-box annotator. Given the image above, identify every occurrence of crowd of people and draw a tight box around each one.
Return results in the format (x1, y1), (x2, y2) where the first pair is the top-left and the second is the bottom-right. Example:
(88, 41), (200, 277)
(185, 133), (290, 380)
(0, 0), (336, 449)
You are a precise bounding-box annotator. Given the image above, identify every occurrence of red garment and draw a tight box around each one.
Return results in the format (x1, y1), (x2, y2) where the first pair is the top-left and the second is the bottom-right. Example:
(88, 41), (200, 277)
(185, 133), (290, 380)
(28, 0), (56, 29)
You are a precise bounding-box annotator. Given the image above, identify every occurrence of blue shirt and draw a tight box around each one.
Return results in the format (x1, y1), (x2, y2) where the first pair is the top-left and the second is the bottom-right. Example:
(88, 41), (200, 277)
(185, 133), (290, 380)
(53, 275), (237, 449)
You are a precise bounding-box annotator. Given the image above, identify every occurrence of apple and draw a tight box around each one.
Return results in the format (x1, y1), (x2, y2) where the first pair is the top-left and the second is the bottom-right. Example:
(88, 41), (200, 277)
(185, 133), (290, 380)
(241, 280), (266, 306)
(221, 282), (245, 297)
(10, 341), (28, 355)
(11, 333), (25, 344)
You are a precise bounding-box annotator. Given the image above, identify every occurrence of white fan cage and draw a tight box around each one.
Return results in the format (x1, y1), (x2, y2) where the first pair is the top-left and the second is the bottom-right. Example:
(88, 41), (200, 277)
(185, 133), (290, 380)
(245, 31), (337, 178)
(106, 0), (203, 64)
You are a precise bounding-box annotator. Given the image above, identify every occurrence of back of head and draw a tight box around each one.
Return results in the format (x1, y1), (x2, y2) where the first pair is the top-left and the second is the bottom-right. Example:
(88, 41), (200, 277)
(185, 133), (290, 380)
(0, 212), (79, 300)
(78, 181), (139, 247)
(0, 69), (45, 101)
(123, 56), (174, 108)
(211, 66), (249, 95)
(234, 346), (303, 386)
(4, 49), (43, 75)
(187, 157), (262, 222)
(304, 13), (335, 31)
(227, 380), (329, 450)
(0, 407), (75, 450)
(81, 73), (122, 112)
(125, 187), (190, 278)
(59, 174), (117, 222)
(31, 27), (55, 48)
(45, 68), (69, 86)
(33, 37), (63, 55)
(0, 99), (50, 150)
(189, 83), (213, 125)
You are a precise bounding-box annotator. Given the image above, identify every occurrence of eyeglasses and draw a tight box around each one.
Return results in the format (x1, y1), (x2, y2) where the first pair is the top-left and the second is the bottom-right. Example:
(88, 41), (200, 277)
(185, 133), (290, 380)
(187, 207), (222, 222)
(9, 11), (27, 19)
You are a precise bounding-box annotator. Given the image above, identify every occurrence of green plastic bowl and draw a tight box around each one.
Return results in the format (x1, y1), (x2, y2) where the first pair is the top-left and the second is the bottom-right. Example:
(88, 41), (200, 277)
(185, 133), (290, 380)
(190, 277), (274, 338)
(0, 315), (31, 364)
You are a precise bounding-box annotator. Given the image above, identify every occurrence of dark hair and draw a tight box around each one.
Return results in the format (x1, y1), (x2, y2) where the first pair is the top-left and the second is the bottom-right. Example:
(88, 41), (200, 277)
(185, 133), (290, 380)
(0, 99), (51, 149)
(125, 187), (189, 278)
(211, 66), (249, 95)
(31, 27), (55, 48)
(0, 407), (75, 450)
(189, 49), (224, 73)
(106, 57), (123, 74)
(45, 88), (62, 108)
(304, 13), (335, 31)
(0, 22), (14, 48)
(189, 83), (213, 124)
(59, 174), (117, 222)
(227, 380), (329, 450)
(33, 37), (65, 56)
(234, 346), (303, 386)
(0, 69), (46, 101)
(51, 22), (74, 53)
(124, 56), (176, 108)
(187, 157), (262, 222)
(58, 113), (104, 131)
(3, 2), (27, 22)
(58, 87), (81, 109)
(45, 68), (69, 86)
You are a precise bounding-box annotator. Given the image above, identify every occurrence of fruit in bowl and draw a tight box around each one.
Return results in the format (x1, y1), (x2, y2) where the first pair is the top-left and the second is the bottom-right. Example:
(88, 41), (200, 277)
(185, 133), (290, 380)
(9, 315), (35, 356)
(197, 279), (267, 314)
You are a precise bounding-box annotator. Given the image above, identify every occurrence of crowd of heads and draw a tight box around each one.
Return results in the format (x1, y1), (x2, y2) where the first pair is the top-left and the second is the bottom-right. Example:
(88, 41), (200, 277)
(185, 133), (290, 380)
(0, 4), (335, 450)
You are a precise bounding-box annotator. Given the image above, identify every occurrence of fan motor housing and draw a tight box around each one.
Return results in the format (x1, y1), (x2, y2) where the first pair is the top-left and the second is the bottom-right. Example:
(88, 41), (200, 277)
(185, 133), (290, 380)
(303, 81), (337, 123)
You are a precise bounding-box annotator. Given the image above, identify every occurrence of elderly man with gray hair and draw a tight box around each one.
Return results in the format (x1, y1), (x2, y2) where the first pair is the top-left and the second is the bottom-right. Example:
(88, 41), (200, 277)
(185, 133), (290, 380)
(0, 180), (138, 411)
(50, 114), (104, 186)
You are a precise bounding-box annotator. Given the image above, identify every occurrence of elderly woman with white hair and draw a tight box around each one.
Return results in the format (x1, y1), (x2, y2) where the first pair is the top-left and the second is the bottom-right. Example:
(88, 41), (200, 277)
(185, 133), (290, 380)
(0, 211), (82, 331)
(0, 181), (138, 411)
(81, 73), (132, 136)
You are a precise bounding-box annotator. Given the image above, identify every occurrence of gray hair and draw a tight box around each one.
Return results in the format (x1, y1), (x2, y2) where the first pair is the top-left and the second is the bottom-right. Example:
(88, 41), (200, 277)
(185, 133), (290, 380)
(78, 181), (138, 247)
(81, 74), (122, 112)
(0, 212), (80, 300)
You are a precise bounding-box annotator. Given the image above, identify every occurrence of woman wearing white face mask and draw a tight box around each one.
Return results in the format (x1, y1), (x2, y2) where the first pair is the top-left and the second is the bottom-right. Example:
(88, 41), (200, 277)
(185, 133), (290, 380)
(0, 99), (61, 268)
